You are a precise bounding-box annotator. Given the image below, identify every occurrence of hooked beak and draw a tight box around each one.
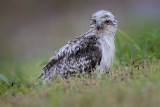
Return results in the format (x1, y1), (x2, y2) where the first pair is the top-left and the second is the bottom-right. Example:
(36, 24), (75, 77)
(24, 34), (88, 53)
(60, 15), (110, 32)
(97, 21), (103, 30)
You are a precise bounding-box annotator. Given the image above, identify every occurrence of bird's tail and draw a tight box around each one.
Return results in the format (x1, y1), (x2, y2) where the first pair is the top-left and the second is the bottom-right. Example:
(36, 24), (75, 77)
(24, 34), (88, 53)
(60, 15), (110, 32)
(37, 72), (44, 80)
(37, 65), (48, 80)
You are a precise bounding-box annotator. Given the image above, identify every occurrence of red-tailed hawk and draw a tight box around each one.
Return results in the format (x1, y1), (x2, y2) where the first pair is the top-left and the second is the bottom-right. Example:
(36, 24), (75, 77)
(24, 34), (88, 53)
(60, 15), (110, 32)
(39, 10), (118, 83)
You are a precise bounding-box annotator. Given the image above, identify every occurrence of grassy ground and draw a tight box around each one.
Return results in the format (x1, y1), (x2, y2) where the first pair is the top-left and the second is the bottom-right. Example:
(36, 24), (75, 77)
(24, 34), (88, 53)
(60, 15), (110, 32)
(0, 26), (160, 107)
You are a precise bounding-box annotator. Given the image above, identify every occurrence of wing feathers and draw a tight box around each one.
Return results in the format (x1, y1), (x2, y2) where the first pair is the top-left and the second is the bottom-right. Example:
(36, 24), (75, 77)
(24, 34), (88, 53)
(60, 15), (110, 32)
(40, 33), (102, 81)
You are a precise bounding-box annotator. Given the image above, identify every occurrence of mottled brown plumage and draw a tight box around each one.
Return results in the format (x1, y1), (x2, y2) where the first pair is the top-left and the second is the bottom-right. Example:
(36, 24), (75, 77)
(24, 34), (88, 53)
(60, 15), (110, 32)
(39, 10), (118, 83)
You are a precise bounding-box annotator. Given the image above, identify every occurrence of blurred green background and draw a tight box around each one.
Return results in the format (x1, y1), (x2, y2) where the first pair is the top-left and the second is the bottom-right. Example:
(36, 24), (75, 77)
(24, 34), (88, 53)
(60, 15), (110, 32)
(0, 0), (160, 60)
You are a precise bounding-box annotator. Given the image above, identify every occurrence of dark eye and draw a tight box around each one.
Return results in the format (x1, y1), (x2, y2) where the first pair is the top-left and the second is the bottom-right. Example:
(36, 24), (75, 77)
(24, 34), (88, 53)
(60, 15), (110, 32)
(105, 20), (111, 24)
(92, 19), (96, 24)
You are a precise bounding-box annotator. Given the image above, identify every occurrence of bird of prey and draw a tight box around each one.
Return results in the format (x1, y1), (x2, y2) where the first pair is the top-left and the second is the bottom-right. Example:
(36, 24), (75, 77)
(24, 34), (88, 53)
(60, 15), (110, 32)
(39, 10), (118, 83)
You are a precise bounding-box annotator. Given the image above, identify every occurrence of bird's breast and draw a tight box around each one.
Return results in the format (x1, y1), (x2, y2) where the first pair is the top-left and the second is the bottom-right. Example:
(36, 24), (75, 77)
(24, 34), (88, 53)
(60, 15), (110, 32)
(96, 36), (115, 73)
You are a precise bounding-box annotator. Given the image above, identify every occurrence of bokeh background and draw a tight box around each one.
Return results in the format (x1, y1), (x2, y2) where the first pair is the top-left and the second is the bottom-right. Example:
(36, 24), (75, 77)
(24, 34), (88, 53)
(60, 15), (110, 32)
(0, 0), (160, 61)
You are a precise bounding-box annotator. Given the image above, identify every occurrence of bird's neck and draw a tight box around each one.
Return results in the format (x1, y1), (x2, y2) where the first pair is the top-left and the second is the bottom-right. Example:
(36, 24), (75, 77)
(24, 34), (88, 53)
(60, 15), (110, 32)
(89, 28), (116, 37)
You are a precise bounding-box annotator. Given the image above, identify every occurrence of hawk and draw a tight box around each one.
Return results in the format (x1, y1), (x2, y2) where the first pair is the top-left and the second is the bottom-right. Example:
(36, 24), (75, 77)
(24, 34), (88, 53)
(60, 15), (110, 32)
(39, 10), (118, 83)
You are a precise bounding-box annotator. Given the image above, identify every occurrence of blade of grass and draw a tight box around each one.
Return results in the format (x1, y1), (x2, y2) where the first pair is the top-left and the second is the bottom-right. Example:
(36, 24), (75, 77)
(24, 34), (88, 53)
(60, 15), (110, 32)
(118, 29), (142, 54)
(0, 74), (10, 86)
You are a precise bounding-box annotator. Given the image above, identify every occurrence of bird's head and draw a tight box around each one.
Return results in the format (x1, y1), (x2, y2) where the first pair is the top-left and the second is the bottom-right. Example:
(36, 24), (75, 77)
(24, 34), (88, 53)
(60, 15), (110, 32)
(90, 10), (118, 36)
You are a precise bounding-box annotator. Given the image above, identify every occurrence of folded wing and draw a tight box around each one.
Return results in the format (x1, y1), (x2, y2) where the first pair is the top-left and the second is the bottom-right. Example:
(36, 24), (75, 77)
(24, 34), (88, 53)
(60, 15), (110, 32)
(40, 33), (102, 82)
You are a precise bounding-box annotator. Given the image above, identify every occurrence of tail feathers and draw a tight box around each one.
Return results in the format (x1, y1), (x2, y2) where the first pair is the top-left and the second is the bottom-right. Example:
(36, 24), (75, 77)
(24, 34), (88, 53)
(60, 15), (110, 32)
(37, 59), (55, 80)
(37, 64), (49, 80)
(37, 72), (44, 80)
(37, 68), (49, 80)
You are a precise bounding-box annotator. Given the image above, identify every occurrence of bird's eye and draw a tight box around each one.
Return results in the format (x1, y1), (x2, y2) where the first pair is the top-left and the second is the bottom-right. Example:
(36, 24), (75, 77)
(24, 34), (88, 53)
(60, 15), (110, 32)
(92, 19), (96, 24)
(105, 20), (111, 24)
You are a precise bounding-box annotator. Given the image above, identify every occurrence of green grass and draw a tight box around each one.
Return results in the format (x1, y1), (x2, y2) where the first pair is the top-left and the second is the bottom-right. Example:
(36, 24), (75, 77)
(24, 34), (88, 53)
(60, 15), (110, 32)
(0, 26), (160, 107)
